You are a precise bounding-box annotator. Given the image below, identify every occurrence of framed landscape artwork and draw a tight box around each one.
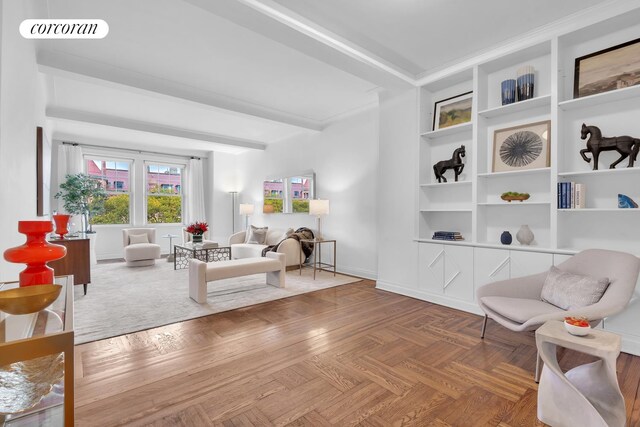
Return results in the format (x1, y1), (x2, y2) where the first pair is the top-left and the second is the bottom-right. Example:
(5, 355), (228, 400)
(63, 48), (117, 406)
(433, 91), (472, 131)
(492, 120), (551, 173)
(574, 37), (640, 98)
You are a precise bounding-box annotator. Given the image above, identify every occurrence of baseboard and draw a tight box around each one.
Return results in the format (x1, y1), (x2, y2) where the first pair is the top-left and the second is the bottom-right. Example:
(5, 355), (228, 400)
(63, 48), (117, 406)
(337, 266), (377, 281)
(97, 252), (123, 261)
(376, 280), (484, 316)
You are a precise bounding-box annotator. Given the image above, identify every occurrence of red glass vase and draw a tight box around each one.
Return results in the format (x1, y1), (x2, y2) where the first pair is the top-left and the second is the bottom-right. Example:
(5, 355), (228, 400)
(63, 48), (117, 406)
(53, 214), (71, 239)
(3, 221), (67, 287)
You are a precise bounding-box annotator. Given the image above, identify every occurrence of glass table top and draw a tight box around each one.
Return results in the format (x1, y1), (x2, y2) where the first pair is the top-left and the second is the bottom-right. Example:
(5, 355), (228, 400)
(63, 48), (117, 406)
(0, 276), (72, 345)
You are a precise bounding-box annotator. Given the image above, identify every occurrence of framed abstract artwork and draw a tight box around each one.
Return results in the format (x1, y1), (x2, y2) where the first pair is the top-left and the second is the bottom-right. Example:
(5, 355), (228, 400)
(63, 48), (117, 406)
(574, 37), (640, 98)
(492, 120), (551, 173)
(433, 91), (473, 131)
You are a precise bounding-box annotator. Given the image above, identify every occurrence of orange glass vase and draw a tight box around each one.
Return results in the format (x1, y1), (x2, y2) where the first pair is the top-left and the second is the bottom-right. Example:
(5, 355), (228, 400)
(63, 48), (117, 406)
(53, 214), (71, 239)
(3, 221), (67, 287)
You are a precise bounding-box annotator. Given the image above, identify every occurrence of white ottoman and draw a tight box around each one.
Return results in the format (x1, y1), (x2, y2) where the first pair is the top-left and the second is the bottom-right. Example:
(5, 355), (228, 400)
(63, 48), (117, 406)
(189, 252), (286, 303)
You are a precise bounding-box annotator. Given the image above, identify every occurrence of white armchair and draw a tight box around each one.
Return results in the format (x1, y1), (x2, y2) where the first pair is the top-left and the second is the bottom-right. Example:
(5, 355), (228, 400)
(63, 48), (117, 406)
(122, 228), (161, 267)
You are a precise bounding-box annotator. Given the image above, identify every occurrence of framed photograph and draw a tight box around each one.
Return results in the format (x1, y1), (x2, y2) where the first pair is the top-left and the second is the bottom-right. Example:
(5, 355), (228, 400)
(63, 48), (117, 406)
(433, 91), (472, 131)
(492, 120), (551, 173)
(574, 37), (640, 98)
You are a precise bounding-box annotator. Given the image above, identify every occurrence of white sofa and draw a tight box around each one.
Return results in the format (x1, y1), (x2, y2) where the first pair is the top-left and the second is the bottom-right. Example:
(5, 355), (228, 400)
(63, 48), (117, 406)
(228, 228), (302, 267)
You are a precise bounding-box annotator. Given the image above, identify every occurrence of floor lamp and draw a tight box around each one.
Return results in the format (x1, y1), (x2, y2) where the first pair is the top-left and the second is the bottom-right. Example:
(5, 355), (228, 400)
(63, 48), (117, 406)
(229, 192), (238, 233)
(239, 203), (254, 230)
(309, 199), (329, 240)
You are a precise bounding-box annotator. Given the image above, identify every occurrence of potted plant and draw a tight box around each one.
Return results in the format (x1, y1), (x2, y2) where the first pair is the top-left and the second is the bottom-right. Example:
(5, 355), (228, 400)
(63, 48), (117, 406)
(185, 221), (208, 244)
(55, 173), (107, 233)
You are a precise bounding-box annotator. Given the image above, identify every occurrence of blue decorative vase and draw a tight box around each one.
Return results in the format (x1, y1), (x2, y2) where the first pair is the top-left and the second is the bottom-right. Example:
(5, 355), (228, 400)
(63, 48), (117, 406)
(192, 234), (203, 243)
(501, 79), (516, 105)
(517, 65), (535, 101)
(618, 194), (639, 208)
(500, 231), (512, 245)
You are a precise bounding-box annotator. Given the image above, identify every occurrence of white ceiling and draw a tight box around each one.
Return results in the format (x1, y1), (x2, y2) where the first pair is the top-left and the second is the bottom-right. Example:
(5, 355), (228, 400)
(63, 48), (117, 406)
(270, 0), (607, 76)
(36, 0), (613, 154)
(50, 77), (307, 144)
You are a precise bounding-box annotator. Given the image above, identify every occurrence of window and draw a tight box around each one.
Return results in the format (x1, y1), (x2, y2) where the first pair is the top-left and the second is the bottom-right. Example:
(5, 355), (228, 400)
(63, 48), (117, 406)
(146, 163), (183, 223)
(291, 177), (311, 213)
(263, 179), (284, 213)
(86, 158), (131, 224)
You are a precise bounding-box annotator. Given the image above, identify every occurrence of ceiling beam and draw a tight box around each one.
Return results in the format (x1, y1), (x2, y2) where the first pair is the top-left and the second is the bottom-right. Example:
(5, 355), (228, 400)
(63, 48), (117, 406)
(38, 50), (323, 132)
(46, 107), (267, 151)
(182, 0), (415, 91)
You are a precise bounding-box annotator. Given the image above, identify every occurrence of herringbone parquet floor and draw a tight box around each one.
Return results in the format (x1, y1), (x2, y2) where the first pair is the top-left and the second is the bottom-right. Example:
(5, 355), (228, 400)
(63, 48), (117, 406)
(74, 281), (640, 426)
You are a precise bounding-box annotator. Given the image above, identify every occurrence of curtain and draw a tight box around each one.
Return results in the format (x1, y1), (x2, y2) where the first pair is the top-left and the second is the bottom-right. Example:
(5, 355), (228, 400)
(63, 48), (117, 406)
(56, 144), (84, 216)
(186, 158), (206, 224)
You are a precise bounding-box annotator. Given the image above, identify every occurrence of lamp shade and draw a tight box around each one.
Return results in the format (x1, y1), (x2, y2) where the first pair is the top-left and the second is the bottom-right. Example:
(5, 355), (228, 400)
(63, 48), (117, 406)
(309, 199), (330, 216)
(239, 203), (254, 215)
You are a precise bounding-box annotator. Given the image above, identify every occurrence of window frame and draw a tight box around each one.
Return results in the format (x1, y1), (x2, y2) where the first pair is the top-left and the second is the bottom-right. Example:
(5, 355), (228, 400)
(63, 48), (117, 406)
(84, 155), (133, 226)
(143, 161), (185, 226)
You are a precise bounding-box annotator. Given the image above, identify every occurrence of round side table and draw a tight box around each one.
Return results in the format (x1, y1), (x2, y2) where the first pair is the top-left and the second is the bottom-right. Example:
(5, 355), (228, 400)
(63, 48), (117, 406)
(162, 234), (179, 262)
(536, 320), (625, 427)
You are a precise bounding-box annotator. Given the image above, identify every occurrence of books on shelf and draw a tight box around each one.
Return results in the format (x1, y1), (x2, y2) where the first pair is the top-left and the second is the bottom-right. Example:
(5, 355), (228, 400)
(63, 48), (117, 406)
(432, 231), (464, 241)
(558, 182), (585, 209)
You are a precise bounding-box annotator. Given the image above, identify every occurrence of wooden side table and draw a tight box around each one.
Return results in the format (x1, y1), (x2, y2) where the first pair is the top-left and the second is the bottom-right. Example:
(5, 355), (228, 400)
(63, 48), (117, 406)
(536, 320), (625, 427)
(300, 239), (336, 280)
(48, 237), (91, 295)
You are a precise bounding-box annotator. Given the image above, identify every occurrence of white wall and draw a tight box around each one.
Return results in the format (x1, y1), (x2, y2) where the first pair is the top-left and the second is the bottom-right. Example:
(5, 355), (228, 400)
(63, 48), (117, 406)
(208, 151), (238, 244)
(0, 1), (50, 280)
(235, 108), (379, 279)
(376, 89), (420, 289)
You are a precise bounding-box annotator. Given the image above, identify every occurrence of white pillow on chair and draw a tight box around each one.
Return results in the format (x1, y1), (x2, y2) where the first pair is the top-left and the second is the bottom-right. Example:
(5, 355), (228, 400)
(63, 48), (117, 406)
(541, 266), (609, 310)
(129, 233), (150, 245)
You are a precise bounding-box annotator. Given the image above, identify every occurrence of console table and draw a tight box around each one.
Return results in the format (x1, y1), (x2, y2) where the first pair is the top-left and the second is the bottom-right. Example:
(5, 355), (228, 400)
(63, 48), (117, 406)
(48, 236), (91, 295)
(0, 275), (74, 426)
(536, 320), (625, 427)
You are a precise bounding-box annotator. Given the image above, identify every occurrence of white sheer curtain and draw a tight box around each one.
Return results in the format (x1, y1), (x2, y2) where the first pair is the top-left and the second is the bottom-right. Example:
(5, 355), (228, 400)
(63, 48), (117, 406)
(56, 143), (84, 213)
(186, 158), (206, 224)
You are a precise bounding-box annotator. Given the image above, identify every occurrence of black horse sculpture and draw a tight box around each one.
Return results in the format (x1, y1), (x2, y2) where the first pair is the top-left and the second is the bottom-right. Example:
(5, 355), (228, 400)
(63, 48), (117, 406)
(580, 124), (640, 170)
(434, 145), (465, 183)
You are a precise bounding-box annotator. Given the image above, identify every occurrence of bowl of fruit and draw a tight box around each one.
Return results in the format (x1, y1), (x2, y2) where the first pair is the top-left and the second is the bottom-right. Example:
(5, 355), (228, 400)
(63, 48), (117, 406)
(501, 192), (530, 202)
(564, 316), (591, 336)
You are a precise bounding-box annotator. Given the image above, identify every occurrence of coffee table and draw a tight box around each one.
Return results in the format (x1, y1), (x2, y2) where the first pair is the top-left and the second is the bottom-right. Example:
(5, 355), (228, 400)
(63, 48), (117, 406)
(174, 244), (231, 270)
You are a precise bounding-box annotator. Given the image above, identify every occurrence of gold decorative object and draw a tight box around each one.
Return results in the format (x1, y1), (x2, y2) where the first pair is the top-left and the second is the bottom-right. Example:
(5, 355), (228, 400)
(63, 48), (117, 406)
(501, 192), (530, 202)
(0, 353), (64, 415)
(0, 285), (62, 315)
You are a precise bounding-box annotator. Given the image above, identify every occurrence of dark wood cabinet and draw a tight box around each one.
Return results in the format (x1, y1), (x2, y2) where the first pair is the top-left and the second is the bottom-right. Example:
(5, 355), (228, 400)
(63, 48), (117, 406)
(49, 238), (91, 294)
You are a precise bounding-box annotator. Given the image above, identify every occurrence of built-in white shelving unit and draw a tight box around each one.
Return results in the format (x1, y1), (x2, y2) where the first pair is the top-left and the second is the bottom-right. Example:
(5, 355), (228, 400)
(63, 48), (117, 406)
(412, 7), (640, 354)
(421, 122), (473, 139)
(420, 181), (471, 188)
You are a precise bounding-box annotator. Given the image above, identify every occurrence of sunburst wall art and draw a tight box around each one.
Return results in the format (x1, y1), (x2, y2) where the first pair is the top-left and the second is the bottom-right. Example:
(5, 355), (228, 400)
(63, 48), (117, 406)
(492, 120), (551, 172)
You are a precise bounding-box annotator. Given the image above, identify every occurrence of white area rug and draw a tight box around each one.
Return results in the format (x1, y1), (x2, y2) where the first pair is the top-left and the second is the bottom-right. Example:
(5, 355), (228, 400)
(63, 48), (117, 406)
(73, 260), (361, 344)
